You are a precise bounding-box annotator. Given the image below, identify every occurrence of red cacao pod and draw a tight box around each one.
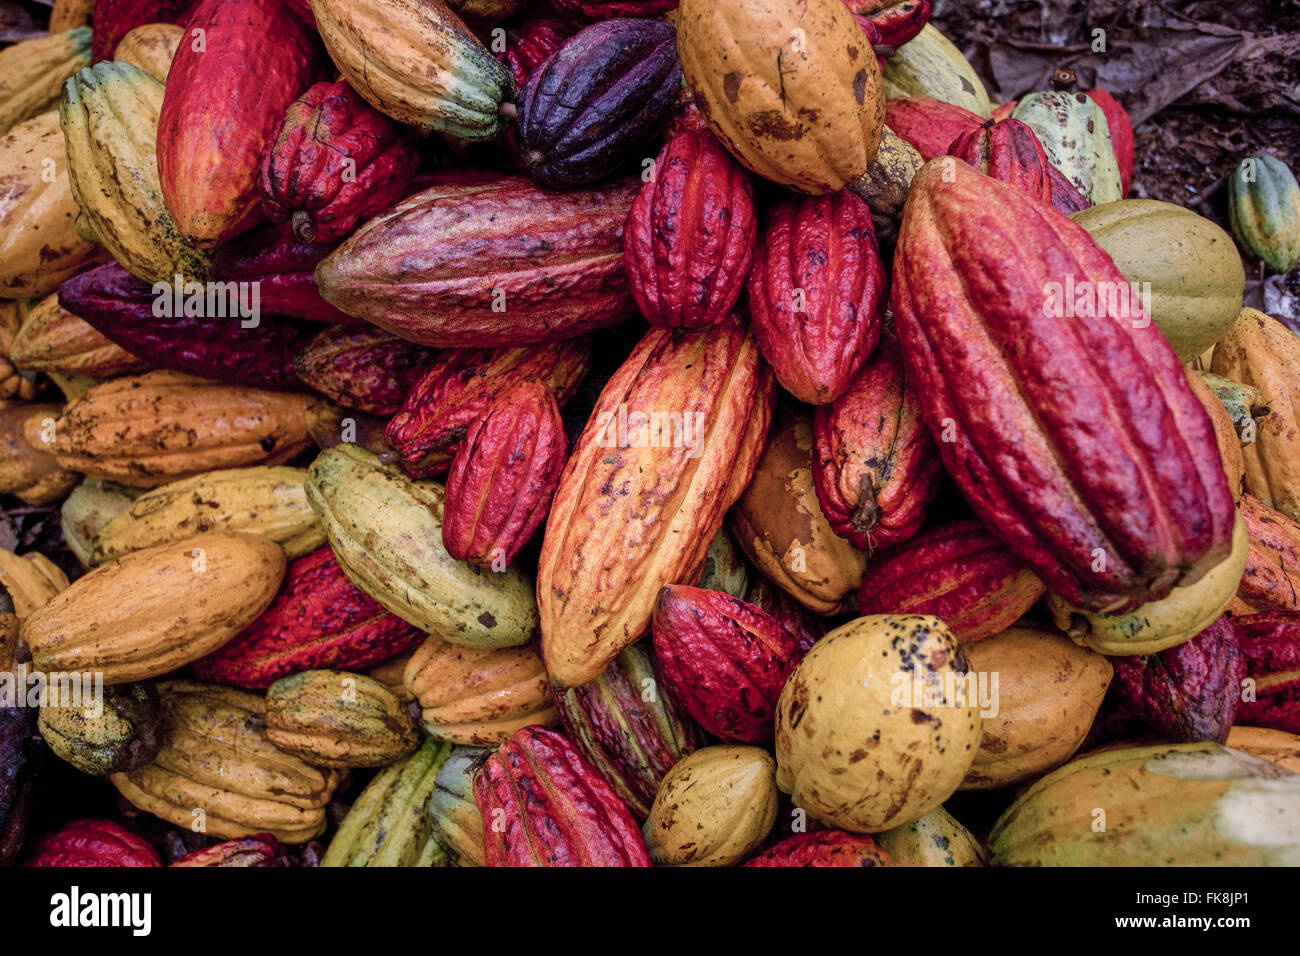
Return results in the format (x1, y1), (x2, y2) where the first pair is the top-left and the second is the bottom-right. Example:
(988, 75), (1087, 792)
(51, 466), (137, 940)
(948, 118), (1054, 205)
(293, 326), (437, 416)
(171, 834), (289, 867)
(1234, 612), (1300, 734)
(496, 19), (572, 90)
(811, 331), (942, 552)
(213, 223), (355, 324)
(651, 584), (802, 744)
(891, 159), (1235, 614)
(746, 189), (886, 405)
(1047, 162), (1090, 214)
(1236, 494), (1300, 614)
(856, 519), (1046, 643)
(91, 0), (198, 61)
(553, 642), (701, 820)
(744, 575), (825, 655)
(57, 262), (315, 391)
(884, 96), (984, 161)
(744, 830), (890, 867)
(1111, 616), (1244, 744)
(473, 725), (652, 866)
(385, 339), (592, 479)
(624, 126), (757, 329)
(193, 546), (424, 690)
(548, 0), (678, 20)
(158, 0), (324, 247)
(443, 380), (567, 569)
(260, 80), (420, 245)
(27, 819), (161, 867)
(848, 0), (930, 49)
(1085, 88), (1134, 197)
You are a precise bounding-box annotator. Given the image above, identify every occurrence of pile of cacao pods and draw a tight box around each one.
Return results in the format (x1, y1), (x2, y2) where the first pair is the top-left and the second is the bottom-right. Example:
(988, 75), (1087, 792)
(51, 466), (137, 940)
(1, 0), (1299, 870)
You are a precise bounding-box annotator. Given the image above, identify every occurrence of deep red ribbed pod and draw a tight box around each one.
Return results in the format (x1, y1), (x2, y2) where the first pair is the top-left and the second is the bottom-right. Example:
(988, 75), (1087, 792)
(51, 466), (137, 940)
(497, 19), (573, 89)
(651, 585), (802, 743)
(745, 189), (887, 405)
(473, 725), (651, 866)
(883, 96), (985, 161)
(947, 118), (1055, 205)
(212, 223), (355, 324)
(811, 332), (942, 552)
(443, 381), (567, 569)
(192, 546), (424, 690)
(744, 830), (891, 867)
(856, 519), (1046, 643)
(1233, 612), (1300, 733)
(849, 0), (930, 49)
(260, 80), (420, 245)
(292, 326), (437, 416)
(744, 576), (825, 655)
(624, 127), (757, 329)
(891, 160), (1236, 614)
(1111, 615), (1243, 744)
(171, 834), (289, 867)
(1046, 162), (1091, 214)
(26, 820), (161, 867)
(1085, 88), (1135, 197)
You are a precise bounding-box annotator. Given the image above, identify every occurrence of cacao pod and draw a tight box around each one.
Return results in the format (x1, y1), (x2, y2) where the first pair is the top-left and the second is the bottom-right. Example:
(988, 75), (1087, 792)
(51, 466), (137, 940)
(744, 574), (825, 654)
(1229, 154), (1300, 274)
(643, 745), (779, 867)
(474, 725), (652, 866)
(0, 546), (70, 620)
(0, 112), (108, 298)
(90, 466), (325, 565)
(959, 625), (1113, 790)
(696, 527), (751, 598)
(171, 834), (289, 867)
(0, 27), (92, 136)
(112, 681), (339, 844)
(880, 23), (991, 116)
(746, 189), (886, 405)
(1010, 92), (1122, 205)
(212, 222), (354, 324)
(260, 80), (420, 245)
(305, 402), (392, 456)
(678, 0), (885, 194)
(892, 159), (1235, 614)
(442, 380), (566, 569)
(1111, 615), (1243, 744)
(775, 614), (981, 832)
(1226, 726), (1300, 774)
(293, 326), (436, 417)
(1236, 494), (1300, 614)
(265, 669), (420, 768)
(1233, 612), (1300, 734)
(429, 745), (487, 866)
(50, 370), (315, 488)
(306, 444), (539, 649)
(310, 0), (514, 139)
(26, 819), (160, 867)
(883, 95), (983, 161)
(1197, 371), (1269, 449)
(1085, 88), (1134, 197)
(318, 175), (640, 347)
(876, 807), (987, 867)
(59, 61), (211, 284)
(10, 292), (148, 379)
(729, 404), (867, 615)
(49, 0), (95, 31)
(0, 404), (81, 506)
(947, 117), (1054, 204)
(403, 634), (556, 744)
(1186, 367), (1245, 504)
(158, 0), (325, 247)
(113, 23), (184, 83)
(744, 830), (891, 867)
(988, 742), (1300, 866)
(850, 0), (931, 49)
(811, 332), (941, 551)
(386, 339), (591, 478)
(539, 321), (774, 688)
(1045, 161), (1091, 214)
(651, 585), (801, 744)
(1070, 199), (1245, 363)
(516, 19), (681, 188)
(90, 0), (198, 61)
(60, 479), (143, 569)
(23, 533), (285, 683)
(496, 19), (572, 90)
(846, 124), (922, 244)
(38, 682), (163, 776)
(1212, 308), (1300, 523)
(194, 545), (423, 690)
(553, 642), (699, 820)
(624, 125), (757, 330)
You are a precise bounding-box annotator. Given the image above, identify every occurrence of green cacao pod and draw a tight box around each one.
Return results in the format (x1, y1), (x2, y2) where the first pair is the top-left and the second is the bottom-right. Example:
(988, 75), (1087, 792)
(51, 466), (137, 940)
(306, 444), (539, 649)
(1070, 199), (1246, 363)
(1229, 154), (1300, 274)
(1011, 92), (1122, 206)
(321, 738), (455, 867)
(265, 669), (420, 768)
(429, 744), (487, 867)
(881, 24), (991, 118)
(876, 806), (987, 867)
(58, 61), (210, 284)
(38, 681), (163, 776)
(989, 742), (1300, 866)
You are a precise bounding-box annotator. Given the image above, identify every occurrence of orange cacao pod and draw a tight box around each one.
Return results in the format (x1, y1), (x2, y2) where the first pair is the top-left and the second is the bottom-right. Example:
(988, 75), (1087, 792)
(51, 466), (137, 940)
(1235, 494), (1300, 614)
(538, 321), (775, 688)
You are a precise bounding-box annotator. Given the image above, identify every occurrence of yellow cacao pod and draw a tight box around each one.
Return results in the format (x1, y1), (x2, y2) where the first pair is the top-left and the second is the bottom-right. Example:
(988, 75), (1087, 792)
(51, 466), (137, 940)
(0, 27), (92, 136)
(0, 547), (70, 620)
(113, 24), (185, 83)
(877, 807), (988, 867)
(265, 669), (420, 769)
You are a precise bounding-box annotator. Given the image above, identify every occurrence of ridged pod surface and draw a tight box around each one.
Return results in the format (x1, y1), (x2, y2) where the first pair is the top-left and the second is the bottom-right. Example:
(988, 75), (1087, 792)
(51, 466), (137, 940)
(1233, 612), (1300, 734)
(947, 118), (1054, 204)
(293, 326), (437, 416)
(744, 830), (890, 867)
(883, 96), (984, 161)
(26, 819), (161, 867)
